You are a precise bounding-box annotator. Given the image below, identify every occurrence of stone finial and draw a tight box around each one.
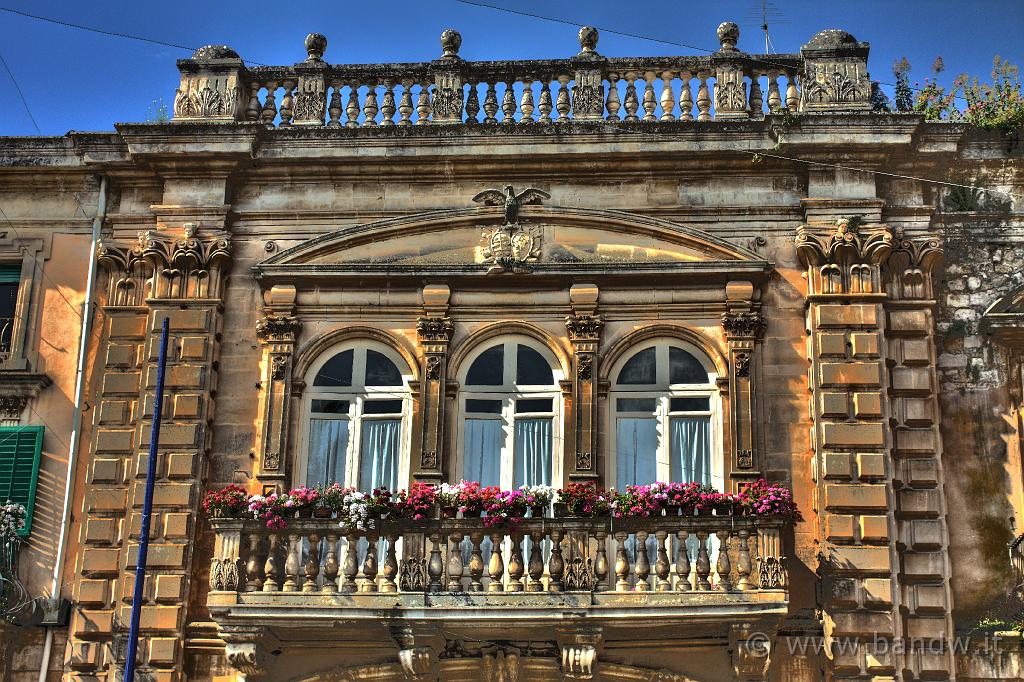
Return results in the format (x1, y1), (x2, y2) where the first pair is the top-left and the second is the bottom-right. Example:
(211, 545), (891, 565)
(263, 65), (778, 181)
(578, 26), (599, 54)
(440, 28), (462, 58)
(190, 45), (241, 61)
(304, 33), (327, 62)
(716, 21), (740, 51)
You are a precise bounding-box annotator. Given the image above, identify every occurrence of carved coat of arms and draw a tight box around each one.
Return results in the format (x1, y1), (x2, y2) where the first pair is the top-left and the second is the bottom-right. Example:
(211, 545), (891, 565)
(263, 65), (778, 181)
(472, 185), (549, 274)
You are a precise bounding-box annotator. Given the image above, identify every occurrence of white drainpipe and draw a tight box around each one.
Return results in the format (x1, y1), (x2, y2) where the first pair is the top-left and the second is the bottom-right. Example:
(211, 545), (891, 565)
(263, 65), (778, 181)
(37, 174), (107, 682)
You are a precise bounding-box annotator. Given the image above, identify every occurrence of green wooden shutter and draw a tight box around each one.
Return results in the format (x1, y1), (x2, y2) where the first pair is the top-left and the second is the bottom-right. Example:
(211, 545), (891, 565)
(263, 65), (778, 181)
(0, 426), (44, 537)
(0, 265), (21, 284)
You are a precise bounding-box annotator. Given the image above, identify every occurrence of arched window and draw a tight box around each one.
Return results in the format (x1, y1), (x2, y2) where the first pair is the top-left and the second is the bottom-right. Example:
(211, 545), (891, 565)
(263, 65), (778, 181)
(610, 340), (721, 489)
(301, 342), (412, 491)
(457, 337), (563, 489)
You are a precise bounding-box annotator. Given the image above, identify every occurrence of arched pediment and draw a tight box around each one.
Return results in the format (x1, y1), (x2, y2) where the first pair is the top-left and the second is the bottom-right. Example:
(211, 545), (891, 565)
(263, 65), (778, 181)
(260, 206), (764, 273)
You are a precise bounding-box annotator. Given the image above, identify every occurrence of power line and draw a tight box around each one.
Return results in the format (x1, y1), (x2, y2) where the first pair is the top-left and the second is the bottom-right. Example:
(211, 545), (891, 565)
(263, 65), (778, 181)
(0, 49), (39, 134)
(0, 206), (84, 320)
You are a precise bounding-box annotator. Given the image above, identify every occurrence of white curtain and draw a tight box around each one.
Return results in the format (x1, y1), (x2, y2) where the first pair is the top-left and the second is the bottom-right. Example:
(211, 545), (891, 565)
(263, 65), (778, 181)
(463, 418), (502, 487)
(616, 417), (658, 486)
(514, 418), (552, 487)
(307, 419), (350, 486)
(669, 417), (711, 485)
(358, 418), (401, 491)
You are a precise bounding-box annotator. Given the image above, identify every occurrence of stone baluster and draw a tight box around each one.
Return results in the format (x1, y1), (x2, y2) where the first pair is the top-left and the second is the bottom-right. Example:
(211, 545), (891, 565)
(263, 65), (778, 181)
(261, 82), (278, 125)
(749, 73), (764, 117)
(487, 531), (505, 591)
(548, 529), (565, 591)
(695, 531), (712, 591)
(465, 80), (480, 123)
(362, 81), (379, 126)
(507, 533), (525, 591)
(482, 82), (499, 123)
(716, 530), (732, 591)
(605, 74), (621, 120)
(537, 79), (553, 123)
(501, 82), (517, 124)
(519, 79), (535, 122)
(279, 80), (294, 127)
(342, 533), (359, 592)
(395, 80), (413, 126)
(623, 73), (639, 121)
(380, 533), (399, 593)
(678, 73), (694, 121)
(555, 76), (571, 122)
(614, 531), (631, 591)
(361, 534), (379, 592)
(634, 531), (651, 591)
(641, 72), (657, 121)
(380, 80), (397, 126)
(696, 74), (712, 121)
(736, 529), (752, 590)
(655, 530), (671, 591)
(246, 534), (264, 592)
(594, 530), (609, 591)
(427, 531), (444, 591)
(283, 532), (301, 592)
(303, 532), (320, 593)
(675, 530), (691, 591)
(659, 72), (676, 121)
(246, 82), (262, 121)
(468, 531), (485, 591)
(785, 73), (800, 110)
(263, 534), (281, 592)
(527, 529), (545, 592)
(415, 81), (431, 125)
(446, 531), (464, 591)
(322, 534), (339, 592)
(345, 83), (361, 127)
(767, 73), (782, 112)
(327, 82), (343, 127)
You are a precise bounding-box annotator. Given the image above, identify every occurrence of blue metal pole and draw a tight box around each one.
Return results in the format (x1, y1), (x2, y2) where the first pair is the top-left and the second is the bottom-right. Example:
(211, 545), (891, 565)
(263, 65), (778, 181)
(124, 316), (169, 680)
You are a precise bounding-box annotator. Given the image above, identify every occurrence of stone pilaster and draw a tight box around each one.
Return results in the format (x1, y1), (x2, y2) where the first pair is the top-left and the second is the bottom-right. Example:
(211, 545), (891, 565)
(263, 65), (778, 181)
(797, 215), (905, 680)
(414, 285), (452, 481)
(722, 281), (767, 476)
(565, 284), (602, 481)
(884, 232), (956, 678)
(68, 224), (230, 682)
(255, 311), (301, 484)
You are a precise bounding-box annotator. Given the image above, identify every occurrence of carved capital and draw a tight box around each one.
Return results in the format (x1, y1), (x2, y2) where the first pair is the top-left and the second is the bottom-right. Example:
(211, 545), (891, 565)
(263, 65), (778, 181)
(256, 314), (302, 343)
(796, 217), (892, 268)
(565, 314), (604, 343)
(416, 316), (454, 343)
(722, 312), (767, 340)
(885, 230), (944, 300)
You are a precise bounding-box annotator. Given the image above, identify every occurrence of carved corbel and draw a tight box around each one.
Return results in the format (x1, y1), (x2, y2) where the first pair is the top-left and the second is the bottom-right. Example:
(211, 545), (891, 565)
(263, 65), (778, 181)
(566, 284), (602, 480)
(795, 217), (893, 296)
(220, 627), (279, 680)
(557, 627), (603, 680)
(256, 314), (301, 481)
(729, 623), (771, 681)
(391, 625), (443, 681)
(415, 290), (453, 480)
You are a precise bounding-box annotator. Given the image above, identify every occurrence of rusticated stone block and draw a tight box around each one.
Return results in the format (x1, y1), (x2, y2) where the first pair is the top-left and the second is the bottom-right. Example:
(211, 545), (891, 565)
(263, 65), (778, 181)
(902, 398), (933, 426)
(83, 518), (117, 544)
(856, 452), (887, 479)
(158, 308), (210, 332)
(901, 338), (930, 364)
(906, 616), (948, 641)
(898, 489), (940, 517)
(852, 392), (882, 418)
(822, 423), (885, 448)
(863, 578), (892, 605)
(828, 611), (894, 636)
(821, 362), (881, 386)
(914, 584), (948, 613)
(828, 546), (893, 572)
(823, 453), (853, 479)
(179, 336), (208, 360)
(850, 333), (879, 357)
(154, 574), (184, 601)
(894, 429), (936, 455)
(909, 520), (943, 550)
(77, 579), (110, 606)
(81, 548), (121, 574)
(827, 514), (856, 541)
(818, 333), (848, 356)
(146, 364), (205, 389)
(907, 459), (939, 486)
(865, 648), (895, 673)
(826, 483), (888, 509)
(109, 315), (146, 339)
(172, 394), (202, 419)
(116, 605), (182, 631)
(68, 641), (101, 669)
(73, 609), (114, 637)
(105, 344), (136, 367)
(126, 543), (186, 569)
(821, 392), (849, 417)
(888, 310), (930, 333)
(163, 512), (190, 538)
(140, 423), (198, 447)
(902, 552), (945, 580)
(890, 367), (931, 392)
(859, 515), (890, 542)
(90, 458), (121, 483)
(817, 304), (877, 328)
(101, 372), (142, 395)
(95, 429), (134, 453)
(167, 452), (196, 478)
(98, 400), (129, 425)
(87, 489), (127, 513)
(148, 637), (178, 665)
(131, 481), (193, 507)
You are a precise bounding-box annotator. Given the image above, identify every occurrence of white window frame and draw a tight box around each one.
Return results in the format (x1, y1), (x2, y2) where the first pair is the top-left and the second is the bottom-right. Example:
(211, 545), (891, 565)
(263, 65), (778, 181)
(296, 340), (413, 489)
(608, 339), (723, 489)
(454, 336), (565, 489)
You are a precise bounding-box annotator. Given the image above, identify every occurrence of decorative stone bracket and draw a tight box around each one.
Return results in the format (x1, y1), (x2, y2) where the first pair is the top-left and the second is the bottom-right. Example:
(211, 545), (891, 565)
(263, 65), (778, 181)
(566, 284), (602, 480)
(256, 312), (301, 482)
(557, 627), (603, 679)
(392, 625), (444, 680)
(220, 626), (280, 680)
(729, 622), (771, 681)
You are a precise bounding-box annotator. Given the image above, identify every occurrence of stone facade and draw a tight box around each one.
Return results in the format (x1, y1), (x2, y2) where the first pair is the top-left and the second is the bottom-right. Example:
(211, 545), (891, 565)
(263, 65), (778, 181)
(0, 20), (1022, 682)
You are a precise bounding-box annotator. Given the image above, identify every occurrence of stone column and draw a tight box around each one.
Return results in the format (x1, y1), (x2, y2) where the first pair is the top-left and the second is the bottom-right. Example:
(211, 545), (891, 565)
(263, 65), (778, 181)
(414, 285), (453, 481)
(255, 301), (301, 486)
(565, 284), (602, 481)
(68, 225), (230, 682)
(884, 231), (956, 678)
(721, 281), (767, 476)
(797, 215), (906, 680)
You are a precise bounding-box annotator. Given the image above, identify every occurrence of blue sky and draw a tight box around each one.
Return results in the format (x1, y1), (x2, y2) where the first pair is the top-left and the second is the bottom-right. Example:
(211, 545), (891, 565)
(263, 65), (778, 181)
(1, 0), (1022, 135)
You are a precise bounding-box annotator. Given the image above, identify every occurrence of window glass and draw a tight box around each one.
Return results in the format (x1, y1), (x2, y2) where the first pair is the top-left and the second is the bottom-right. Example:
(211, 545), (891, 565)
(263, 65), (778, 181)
(365, 349), (403, 386)
(617, 347), (657, 384)
(313, 349), (353, 387)
(513, 418), (552, 487)
(617, 398), (657, 413)
(462, 419), (503, 486)
(306, 419), (349, 487)
(515, 398), (552, 413)
(669, 346), (708, 384)
(616, 417), (658, 486)
(358, 419), (400, 491)
(363, 399), (403, 415)
(516, 344), (554, 385)
(670, 417), (710, 484)
(311, 399), (350, 414)
(670, 397), (710, 412)
(466, 344), (504, 386)
(0, 266), (20, 357)
(466, 399), (502, 414)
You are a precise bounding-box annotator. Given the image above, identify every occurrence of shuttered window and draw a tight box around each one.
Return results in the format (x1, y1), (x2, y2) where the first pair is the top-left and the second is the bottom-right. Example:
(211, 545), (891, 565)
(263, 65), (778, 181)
(0, 426), (43, 537)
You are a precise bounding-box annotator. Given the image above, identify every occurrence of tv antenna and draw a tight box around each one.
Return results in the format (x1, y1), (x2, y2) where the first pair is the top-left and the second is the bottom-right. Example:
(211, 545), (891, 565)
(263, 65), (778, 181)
(745, 0), (789, 54)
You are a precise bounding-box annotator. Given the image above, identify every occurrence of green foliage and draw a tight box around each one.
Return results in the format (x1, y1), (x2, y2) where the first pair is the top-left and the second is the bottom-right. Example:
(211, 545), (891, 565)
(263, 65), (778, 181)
(962, 56), (1024, 132)
(146, 98), (169, 124)
(914, 57), (959, 121)
(893, 57), (913, 112)
(943, 173), (1012, 212)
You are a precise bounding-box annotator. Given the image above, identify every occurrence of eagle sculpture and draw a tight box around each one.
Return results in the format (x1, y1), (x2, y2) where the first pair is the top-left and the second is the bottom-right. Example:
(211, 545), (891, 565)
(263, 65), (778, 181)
(472, 185), (550, 225)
